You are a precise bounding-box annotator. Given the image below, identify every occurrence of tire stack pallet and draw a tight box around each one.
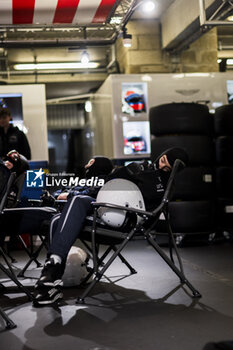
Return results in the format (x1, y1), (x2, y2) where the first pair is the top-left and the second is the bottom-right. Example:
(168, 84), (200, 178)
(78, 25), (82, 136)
(215, 104), (233, 241)
(149, 102), (216, 245)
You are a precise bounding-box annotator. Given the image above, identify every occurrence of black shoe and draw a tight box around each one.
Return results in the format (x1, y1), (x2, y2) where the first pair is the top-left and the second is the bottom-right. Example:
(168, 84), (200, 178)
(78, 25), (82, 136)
(35, 258), (65, 288)
(33, 287), (63, 306)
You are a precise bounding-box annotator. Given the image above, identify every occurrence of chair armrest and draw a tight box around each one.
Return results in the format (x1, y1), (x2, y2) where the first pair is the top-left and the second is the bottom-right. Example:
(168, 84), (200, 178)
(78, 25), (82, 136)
(28, 199), (67, 203)
(162, 159), (185, 203)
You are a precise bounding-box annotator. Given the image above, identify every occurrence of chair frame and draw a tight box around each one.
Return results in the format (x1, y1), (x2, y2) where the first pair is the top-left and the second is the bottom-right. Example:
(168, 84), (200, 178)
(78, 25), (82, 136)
(0, 171), (35, 329)
(77, 160), (202, 304)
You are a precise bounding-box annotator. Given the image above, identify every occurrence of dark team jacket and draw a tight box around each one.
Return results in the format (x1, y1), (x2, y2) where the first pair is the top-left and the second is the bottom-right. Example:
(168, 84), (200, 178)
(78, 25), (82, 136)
(0, 155), (29, 208)
(0, 125), (31, 160)
(107, 162), (170, 211)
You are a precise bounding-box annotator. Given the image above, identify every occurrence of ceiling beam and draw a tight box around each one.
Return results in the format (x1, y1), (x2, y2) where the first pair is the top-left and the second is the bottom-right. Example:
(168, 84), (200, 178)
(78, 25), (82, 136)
(0, 72), (107, 84)
(161, 0), (231, 53)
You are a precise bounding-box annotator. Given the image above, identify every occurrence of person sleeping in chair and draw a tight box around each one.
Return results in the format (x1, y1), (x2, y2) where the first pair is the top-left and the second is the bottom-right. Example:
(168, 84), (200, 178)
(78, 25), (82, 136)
(34, 148), (188, 306)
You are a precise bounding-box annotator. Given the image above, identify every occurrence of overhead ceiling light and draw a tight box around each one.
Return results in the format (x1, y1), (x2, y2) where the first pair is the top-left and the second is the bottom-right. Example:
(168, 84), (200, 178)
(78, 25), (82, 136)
(122, 28), (132, 48)
(14, 62), (98, 70)
(173, 74), (185, 79)
(81, 51), (90, 65)
(110, 16), (122, 24)
(227, 15), (233, 21)
(217, 59), (222, 63)
(85, 100), (92, 113)
(227, 59), (233, 65)
(123, 35), (132, 47)
(142, 1), (156, 13)
(141, 74), (152, 82)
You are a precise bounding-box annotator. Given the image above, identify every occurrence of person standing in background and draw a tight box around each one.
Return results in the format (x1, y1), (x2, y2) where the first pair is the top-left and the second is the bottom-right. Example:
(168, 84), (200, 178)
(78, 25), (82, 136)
(0, 107), (31, 160)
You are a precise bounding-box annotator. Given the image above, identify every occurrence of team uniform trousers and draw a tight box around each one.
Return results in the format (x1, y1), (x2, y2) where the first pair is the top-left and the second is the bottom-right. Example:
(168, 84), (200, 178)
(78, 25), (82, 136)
(48, 195), (95, 261)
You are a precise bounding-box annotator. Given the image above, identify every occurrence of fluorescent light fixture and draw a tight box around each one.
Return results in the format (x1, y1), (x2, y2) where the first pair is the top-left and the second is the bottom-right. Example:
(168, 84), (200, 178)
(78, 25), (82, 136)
(14, 62), (98, 70)
(81, 51), (90, 65)
(142, 1), (156, 13)
(226, 59), (233, 65)
(227, 15), (233, 21)
(173, 73), (210, 79)
(185, 73), (210, 77)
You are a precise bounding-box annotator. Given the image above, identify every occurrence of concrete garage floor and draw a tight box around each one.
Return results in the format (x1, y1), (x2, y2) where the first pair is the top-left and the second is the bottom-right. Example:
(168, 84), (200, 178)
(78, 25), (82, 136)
(0, 239), (233, 350)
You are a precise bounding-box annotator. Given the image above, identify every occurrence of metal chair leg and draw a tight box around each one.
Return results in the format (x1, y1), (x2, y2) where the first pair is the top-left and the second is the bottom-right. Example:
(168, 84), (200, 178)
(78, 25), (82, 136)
(112, 246), (137, 274)
(77, 230), (136, 304)
(146, 233), (202, 298)
(0, 308), (17, 329)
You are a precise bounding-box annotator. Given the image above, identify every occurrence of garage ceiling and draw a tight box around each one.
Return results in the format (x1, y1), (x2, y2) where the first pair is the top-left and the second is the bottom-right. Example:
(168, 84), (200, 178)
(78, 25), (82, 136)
(0, 0), (233, 99)
(0, 0), (139, 97)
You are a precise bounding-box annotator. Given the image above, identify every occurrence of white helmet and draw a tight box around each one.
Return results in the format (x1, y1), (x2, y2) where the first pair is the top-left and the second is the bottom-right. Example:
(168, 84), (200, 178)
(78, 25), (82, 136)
(96, 179), (145, 228)
(62, 246), (90, 287)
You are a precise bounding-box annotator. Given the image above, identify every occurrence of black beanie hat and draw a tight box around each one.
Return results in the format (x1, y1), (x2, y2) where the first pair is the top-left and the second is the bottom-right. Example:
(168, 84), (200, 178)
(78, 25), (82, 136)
(85, 156), (113, 178)
(164, 147), (189, 167)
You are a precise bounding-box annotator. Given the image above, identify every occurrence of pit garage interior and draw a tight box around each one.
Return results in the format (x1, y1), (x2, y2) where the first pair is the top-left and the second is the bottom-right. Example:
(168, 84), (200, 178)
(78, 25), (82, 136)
(0, 1), (233, 349)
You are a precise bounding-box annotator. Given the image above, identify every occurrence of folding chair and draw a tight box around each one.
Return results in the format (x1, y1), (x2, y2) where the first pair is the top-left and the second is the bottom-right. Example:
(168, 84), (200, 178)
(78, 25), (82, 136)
(2, 206), (57, 277)
(0, 166), (58, 278)
(14, 196), (65, 276)
(77, 159), (202, 304)
(0, 163), (35, 329)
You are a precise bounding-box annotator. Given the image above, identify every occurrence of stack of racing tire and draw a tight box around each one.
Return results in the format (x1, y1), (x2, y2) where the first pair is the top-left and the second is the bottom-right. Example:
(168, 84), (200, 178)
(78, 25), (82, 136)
(215, 104), (233, 239)
(149, 102), (216, 245)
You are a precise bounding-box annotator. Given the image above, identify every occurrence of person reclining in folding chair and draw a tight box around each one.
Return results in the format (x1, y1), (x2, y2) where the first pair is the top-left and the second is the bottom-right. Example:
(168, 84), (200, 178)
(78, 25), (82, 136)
(0, 150), (58, 276)
(34, 148), (188, 306)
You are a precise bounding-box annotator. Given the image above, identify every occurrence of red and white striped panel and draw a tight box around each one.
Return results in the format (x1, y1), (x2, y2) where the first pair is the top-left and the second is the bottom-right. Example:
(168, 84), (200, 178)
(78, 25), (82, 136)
(0, 0), (119, 25)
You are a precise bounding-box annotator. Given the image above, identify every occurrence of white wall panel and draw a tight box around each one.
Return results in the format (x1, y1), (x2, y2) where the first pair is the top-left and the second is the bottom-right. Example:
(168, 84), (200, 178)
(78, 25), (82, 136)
(0, 84), (48, 161)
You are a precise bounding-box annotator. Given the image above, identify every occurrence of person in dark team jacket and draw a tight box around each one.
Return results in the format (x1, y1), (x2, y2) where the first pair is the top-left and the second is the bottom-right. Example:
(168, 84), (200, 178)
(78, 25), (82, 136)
(0, 108), (31, 160)
(0, 150), (30, 247)
(34, 149), (188, 305)
(3, 149), (29, 207)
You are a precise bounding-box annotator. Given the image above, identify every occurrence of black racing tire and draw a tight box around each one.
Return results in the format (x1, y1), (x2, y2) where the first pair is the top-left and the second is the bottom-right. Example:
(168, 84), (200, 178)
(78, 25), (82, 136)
(214, 104), (233, 135)
(151, 135), (215, 166)
(149, 103), (213, 135)
(167, 200), (216, 233)
(216, 199), (233, 231)
(216, 136), (233, 165)
(173, 167), (215, 200)
(216, 167), (233, 198)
